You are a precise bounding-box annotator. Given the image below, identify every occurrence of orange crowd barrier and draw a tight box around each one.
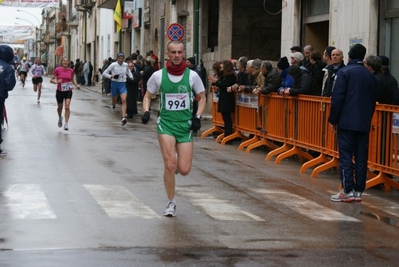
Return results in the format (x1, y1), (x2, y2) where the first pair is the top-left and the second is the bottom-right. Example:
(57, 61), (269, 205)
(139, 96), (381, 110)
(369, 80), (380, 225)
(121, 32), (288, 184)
(201, 92), (226, 142)
(201, 92), (399, 191)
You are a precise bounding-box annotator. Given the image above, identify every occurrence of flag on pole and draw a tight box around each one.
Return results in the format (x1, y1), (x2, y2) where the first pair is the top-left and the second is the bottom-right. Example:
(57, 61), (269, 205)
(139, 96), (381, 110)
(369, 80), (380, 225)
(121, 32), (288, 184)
(114, 0), (122, 32)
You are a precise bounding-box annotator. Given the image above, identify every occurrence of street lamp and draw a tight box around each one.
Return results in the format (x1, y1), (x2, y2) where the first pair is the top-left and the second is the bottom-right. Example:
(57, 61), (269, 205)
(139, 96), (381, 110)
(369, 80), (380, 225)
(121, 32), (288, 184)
(16, 9), (41, 26)
(16, 17), (34, 26)
(15, 18), (37, 58)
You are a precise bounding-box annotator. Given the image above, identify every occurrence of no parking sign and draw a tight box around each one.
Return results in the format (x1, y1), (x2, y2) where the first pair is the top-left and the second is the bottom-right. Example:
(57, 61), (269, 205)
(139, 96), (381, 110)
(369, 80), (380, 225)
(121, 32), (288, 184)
(167, 23), (185, 41)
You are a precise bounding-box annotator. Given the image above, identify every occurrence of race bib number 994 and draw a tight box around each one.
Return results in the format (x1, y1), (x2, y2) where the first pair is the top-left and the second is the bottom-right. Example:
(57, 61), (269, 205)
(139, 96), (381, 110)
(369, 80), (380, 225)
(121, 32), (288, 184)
(165, 93), (189, 111)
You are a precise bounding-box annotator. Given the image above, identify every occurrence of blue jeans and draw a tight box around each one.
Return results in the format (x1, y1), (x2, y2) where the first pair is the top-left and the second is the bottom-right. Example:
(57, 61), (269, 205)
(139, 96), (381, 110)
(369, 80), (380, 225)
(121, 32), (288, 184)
(338, 129), (369, 193)
(84, 73), (89, 86)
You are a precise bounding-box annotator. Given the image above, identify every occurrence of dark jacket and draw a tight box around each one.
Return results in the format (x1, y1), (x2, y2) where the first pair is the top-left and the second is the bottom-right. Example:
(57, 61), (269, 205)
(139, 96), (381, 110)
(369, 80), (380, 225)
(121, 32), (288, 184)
(322, 61), (346, 97)
(0, 45), (16, 100)
(289, 70), (320, 96)
(384, 69), (399, 105)
(329, 59), (378, 132)
(260, 68), (282, 94)
(235, 70), (249, 87)
(375, 71), (397, 105)
(277, 68), (294, 93)
(216, 73), (237, 113)
(308, 60), (326, 92)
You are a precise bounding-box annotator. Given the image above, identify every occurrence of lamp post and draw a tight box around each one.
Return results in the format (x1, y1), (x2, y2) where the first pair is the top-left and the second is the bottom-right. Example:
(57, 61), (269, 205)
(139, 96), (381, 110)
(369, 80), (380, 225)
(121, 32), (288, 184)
(16, 9), (41, 26)
(15, 18), (37, 58)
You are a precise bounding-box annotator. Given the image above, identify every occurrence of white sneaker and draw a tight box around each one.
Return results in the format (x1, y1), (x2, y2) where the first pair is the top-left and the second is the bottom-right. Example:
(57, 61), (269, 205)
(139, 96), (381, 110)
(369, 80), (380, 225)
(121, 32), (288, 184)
(37, 99), (40, 104)
(58, 116), (63, 128)
(64, 123), (68, 131)
(0, 151), (7, 157)
(163, 202), (176, 217)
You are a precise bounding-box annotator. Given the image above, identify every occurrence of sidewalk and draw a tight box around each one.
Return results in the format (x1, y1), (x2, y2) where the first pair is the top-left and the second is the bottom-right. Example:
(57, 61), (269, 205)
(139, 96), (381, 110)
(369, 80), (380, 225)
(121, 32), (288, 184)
(83, 81), (212, 120)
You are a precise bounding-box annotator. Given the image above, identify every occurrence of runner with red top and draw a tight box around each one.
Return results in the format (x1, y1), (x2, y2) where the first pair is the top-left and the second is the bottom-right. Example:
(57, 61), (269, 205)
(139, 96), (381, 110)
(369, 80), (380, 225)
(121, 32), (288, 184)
(50, 57), (80, 131)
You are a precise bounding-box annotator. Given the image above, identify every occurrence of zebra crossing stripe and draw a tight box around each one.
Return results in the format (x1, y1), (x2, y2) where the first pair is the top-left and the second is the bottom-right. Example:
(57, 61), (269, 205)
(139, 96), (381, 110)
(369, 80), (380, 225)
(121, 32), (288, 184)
(2, 184), (57, 219)
(251, 188), (360, 222)
(177, 187), (265, 221)
(84, 185), (161, 219)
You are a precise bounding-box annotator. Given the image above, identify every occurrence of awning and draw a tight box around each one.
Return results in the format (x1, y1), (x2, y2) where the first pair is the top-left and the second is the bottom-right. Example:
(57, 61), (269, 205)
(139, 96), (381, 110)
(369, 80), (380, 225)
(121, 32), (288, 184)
(54, 46), (63, 56)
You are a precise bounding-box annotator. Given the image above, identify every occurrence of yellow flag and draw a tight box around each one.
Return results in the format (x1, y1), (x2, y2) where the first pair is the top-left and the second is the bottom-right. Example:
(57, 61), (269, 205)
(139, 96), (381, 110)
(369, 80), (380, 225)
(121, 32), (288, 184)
(113, 0), (122, 32)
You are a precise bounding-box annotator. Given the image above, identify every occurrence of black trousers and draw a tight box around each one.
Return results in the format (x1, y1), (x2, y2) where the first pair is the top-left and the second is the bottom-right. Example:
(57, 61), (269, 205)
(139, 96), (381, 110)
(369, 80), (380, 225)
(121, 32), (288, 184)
(0, 99), (4, 147)
(338, 129), (369, 193)
(221, 112), (233, 137)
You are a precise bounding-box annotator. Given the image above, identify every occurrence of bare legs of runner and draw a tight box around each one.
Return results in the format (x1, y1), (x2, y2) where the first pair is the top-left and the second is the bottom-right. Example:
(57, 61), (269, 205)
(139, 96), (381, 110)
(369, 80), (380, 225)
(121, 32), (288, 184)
(158, 134), (193, 201)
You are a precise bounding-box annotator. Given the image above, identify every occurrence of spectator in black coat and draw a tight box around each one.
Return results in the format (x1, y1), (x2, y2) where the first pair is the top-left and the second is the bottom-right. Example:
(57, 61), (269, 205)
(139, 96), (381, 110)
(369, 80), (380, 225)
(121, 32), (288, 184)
(208, 60), (237, 137)
(126, 61), (140, 117)
(283, 65), (319, 96)
(140, 56), (156, 98)
(378, 55), (399, 105)
(364, 55), (396, 105)
(308, 51), (326, 92)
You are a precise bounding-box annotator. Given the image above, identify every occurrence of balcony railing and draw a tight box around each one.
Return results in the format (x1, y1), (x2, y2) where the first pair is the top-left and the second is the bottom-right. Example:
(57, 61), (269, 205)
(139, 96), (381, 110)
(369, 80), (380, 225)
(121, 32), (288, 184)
(75, 0), (95, 12)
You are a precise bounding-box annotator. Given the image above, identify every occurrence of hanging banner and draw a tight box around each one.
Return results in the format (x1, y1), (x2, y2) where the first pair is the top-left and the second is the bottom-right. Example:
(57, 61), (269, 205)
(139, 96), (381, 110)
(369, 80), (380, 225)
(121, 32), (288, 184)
(123, 0), (134, 19)
(0, 25), (35, 43)
(0, 0), (59, 8)
(132, 8), (141, 29)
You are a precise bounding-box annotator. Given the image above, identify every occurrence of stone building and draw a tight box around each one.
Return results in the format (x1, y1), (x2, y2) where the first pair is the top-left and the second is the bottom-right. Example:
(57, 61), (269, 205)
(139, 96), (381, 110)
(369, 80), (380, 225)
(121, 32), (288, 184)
(281, 0), (398, 79)
(39, 0), (399, 84)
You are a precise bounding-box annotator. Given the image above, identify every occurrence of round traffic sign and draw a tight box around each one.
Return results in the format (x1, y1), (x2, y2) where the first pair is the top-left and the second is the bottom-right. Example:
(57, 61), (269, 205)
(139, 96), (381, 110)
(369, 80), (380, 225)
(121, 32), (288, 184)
(167, 23), (185, 41)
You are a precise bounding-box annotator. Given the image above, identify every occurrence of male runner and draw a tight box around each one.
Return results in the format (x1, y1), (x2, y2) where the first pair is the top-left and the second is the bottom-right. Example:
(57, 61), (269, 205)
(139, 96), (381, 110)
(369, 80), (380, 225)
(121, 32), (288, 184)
(141, 41), (206, 217)
(102, 53), (134, 125)
(19, 57), (29, 87)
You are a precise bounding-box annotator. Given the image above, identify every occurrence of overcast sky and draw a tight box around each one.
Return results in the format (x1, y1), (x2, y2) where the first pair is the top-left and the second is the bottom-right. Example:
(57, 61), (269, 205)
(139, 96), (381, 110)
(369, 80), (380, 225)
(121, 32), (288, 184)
(0, 6), (43, 27)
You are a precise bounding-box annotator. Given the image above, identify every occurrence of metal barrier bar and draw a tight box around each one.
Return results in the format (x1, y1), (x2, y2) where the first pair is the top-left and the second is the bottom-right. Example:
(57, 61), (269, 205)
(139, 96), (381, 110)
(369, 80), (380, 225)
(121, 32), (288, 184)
(205, 91), (399, 191)
(201, 92), (225, 140)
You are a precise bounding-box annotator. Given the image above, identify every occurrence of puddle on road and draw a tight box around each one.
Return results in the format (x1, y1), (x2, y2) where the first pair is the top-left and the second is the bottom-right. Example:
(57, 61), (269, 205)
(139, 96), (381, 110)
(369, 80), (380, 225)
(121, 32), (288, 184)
(359, 210), (398, 227)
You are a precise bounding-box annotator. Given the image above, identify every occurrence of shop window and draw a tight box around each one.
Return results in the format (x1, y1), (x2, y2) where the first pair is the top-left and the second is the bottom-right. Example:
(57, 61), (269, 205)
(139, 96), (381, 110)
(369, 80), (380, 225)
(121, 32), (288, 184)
(388, 0), (399, 9)
(306, 0), (329, 17)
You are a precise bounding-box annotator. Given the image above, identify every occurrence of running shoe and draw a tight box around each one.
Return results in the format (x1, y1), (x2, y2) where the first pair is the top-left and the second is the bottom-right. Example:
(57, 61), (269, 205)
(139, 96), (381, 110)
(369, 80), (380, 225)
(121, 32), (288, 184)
(64, 123), (68, 131)
(37, 99), (40, 104)
(164, 202), (176, 217)
(330, 190), (355, 202)
(353, 191), (362, 202)
(0, 150), (7, 157)
(121, 117), (127, 126)
(58, 116), (63, 128)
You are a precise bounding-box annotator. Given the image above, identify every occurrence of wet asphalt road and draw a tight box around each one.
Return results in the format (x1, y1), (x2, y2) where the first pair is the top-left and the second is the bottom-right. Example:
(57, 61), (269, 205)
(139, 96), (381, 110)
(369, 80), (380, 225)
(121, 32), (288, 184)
(1, 76), (399, 266)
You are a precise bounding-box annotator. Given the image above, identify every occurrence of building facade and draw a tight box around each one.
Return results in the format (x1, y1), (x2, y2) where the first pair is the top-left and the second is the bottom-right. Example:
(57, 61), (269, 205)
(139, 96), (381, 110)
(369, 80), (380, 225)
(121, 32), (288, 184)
(37, 0), (399, 83)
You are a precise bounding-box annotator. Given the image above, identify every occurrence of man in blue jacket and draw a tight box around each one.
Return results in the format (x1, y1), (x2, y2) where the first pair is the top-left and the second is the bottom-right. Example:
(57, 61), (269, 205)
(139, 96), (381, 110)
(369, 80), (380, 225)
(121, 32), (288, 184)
(0, 45), (17, 156)
(329, 44), (378, 202)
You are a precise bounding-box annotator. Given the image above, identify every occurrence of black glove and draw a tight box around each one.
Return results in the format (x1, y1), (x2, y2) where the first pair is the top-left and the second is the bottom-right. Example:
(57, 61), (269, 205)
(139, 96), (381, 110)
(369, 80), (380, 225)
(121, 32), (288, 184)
(191, 116), (201, 131)
(113, 74), (119, 79)
(141, 111), (150, 124)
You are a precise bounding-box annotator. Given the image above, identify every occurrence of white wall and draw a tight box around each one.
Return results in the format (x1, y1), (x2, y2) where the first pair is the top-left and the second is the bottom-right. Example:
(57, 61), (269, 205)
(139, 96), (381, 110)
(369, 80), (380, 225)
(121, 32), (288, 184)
(329, 0), (378, 59)
(280, 0), (301, 59)
(98, 8), (115, 63)
(280, 0), (379, 60)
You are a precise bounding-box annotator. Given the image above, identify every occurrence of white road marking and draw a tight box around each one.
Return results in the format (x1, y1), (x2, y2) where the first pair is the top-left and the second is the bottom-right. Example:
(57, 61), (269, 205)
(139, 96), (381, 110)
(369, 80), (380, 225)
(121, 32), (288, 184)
(177, 187), (265, 221)
(84, 185), (161, 219)
(2, 184), (57, 219)
(252, 189), (360, 222)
